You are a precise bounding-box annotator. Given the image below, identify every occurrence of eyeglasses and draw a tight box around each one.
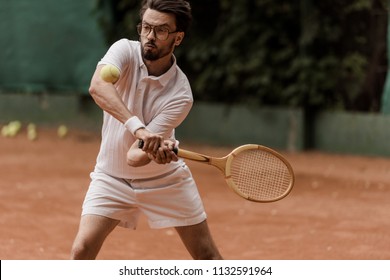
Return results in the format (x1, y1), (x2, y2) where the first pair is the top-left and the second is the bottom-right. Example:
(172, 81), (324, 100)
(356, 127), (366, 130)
(137, 23), (178, 41)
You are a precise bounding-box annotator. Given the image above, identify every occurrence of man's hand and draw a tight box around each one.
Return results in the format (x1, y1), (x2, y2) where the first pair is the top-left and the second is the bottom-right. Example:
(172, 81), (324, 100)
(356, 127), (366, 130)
(147, 140), (178, 165)
(135, 128), (164, 154)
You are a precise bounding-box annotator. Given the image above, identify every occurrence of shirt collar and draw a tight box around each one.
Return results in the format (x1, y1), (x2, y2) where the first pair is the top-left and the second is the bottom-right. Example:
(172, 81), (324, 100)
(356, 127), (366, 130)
(137, 43), (177, 87)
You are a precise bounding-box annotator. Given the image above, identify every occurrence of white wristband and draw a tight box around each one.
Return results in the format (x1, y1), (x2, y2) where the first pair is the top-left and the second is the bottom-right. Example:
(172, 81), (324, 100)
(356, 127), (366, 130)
(124, 116), (145, 136)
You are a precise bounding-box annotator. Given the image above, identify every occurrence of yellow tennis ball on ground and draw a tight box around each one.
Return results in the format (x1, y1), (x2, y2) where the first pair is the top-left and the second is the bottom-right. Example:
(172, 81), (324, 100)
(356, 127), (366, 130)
(8, 125), (18, 137)
(27, 130), (37, 141)
(8, 120), (22, 137)
(1, 125), (10, 137)
(57, 125), (68, 138)
(27, 123), (36, 131)
(9, 120), (21, 130)
(27, 123), (38, 141)
(100, 64), (120, 83)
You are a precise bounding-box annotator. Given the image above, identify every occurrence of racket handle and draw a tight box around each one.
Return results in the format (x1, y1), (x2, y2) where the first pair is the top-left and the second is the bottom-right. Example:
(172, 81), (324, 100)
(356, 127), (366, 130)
(138, 139), (178, 154)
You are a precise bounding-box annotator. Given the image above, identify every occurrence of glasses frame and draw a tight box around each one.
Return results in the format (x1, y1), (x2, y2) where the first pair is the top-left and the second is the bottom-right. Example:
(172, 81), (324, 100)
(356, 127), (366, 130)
(137, 23), (179, 41)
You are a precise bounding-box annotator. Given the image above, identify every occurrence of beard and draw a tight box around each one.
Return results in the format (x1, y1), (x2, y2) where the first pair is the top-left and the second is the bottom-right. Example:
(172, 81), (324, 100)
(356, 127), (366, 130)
(141, 39), (175, 61)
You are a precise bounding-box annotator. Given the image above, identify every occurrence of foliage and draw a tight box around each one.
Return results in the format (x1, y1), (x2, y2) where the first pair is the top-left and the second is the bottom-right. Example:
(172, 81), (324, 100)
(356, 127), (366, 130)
(94, 0), (388, 111)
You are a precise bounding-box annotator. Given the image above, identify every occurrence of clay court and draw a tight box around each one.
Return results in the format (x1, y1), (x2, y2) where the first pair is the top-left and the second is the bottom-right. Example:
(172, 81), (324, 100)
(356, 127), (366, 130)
(1, 128), (389, 260)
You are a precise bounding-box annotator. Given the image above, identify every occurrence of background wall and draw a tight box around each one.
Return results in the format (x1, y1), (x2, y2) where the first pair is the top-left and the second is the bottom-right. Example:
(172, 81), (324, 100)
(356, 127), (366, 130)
(177, 103), (304, 152)
(177, 103), (390, 157)
(1, 0), (390, 158)
(0, 0), (106, 93)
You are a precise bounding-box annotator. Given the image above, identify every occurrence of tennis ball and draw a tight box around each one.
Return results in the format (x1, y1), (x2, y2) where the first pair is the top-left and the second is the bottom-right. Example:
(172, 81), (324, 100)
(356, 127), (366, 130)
(8, 121), (22, 137)
(27, 130), (37, 141)
(7, 126), (18, 137)
(27, 123), (38, 141)
(57, 125), (68, 138)
(10, 120), (22, 130)
(1, 125), (10, 137)
(100, 64), (120, 83)
(27, 123), (36, 131)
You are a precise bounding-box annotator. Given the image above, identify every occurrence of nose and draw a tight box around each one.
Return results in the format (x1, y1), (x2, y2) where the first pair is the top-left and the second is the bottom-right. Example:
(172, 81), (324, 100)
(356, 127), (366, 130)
(146, 27), (156, 40)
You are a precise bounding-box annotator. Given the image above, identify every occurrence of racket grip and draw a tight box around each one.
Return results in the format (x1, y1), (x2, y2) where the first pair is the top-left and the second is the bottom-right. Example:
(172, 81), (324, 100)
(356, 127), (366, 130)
(138, 139), (178, 154)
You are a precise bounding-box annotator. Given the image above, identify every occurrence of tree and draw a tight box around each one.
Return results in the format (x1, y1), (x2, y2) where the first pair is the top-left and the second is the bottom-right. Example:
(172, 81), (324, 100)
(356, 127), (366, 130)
(94, 0), (388, 112)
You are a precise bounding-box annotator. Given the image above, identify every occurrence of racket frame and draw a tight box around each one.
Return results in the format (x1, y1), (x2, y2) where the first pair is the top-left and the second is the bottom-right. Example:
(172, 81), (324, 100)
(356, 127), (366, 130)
(224, 144), (295, 202)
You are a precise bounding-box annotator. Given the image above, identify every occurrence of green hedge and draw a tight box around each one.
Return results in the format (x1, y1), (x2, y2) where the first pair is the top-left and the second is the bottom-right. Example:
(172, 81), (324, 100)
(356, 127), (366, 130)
(96, 0), (388, 112)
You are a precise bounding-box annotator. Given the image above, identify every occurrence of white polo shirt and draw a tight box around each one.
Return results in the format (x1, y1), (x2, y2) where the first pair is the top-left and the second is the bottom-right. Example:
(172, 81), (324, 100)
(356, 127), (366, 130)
(95, 39), (193, 179)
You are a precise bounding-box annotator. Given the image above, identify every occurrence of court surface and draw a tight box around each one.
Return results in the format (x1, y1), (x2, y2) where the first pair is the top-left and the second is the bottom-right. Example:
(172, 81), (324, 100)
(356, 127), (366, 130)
(1, 128), (389, 260)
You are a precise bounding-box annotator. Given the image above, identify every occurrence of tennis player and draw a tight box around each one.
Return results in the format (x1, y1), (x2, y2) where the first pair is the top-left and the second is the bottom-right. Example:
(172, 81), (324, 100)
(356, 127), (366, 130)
(70, 0), (223, 260)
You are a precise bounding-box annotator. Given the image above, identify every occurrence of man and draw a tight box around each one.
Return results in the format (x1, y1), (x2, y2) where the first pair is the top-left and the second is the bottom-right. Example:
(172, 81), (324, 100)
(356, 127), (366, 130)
(70, 0), (223, 260)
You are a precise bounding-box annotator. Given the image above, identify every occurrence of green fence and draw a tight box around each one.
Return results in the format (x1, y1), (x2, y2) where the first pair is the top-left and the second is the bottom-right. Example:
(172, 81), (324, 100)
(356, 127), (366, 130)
(0, 0), (106, 93)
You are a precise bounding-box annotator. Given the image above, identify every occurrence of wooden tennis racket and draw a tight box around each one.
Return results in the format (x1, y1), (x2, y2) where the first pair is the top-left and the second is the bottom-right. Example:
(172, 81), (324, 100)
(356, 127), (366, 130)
(139, 141), (294, 202)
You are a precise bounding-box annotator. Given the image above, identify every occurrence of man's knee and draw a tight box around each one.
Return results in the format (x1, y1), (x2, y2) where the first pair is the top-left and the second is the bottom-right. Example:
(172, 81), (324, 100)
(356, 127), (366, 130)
(70, 240), (87, 259)
(70, 238), (99, 260)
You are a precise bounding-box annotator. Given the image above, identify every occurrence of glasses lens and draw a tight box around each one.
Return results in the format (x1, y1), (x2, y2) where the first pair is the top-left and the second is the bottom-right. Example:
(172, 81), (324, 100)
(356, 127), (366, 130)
(155, 27), (169, 40)
(137, 24), (171, 40)
(142, 25), (152, 36)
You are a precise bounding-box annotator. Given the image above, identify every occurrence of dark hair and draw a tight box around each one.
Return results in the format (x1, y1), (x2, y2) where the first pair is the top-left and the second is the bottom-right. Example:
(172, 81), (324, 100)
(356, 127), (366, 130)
(140, 0), (192, 33)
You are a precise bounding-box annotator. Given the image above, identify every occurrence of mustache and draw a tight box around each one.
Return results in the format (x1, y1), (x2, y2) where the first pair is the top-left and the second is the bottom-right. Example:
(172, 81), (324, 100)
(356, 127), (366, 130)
(145, 40), (156, 47)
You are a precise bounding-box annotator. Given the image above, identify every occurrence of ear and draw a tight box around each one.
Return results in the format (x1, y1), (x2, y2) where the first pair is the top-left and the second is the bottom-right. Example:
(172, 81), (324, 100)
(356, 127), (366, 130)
(175, 32), (185, 46)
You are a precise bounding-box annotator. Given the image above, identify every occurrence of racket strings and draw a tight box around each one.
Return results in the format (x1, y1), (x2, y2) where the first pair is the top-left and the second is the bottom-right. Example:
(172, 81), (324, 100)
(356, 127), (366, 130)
(230, 149), (292, 201)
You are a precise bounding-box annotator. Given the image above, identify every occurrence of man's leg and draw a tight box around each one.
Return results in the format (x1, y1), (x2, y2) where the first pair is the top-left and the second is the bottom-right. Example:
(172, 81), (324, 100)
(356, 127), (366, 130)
(175, 219), (223, 260)
(70, 214), (120, 259)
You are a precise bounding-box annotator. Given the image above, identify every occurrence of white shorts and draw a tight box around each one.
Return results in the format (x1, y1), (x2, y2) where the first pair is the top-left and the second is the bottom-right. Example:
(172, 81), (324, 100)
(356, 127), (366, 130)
(81, 165), (207, 229)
